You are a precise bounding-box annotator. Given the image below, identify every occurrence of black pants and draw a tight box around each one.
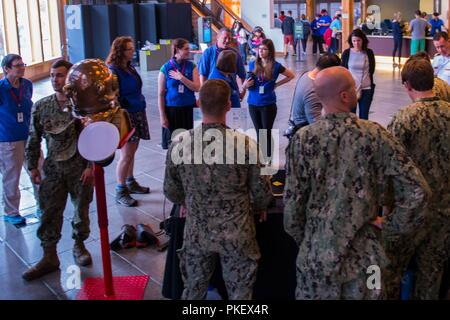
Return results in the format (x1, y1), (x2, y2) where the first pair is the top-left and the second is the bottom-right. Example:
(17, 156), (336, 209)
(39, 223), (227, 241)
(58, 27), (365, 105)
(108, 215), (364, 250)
(249, 104), (277, 158)
(312, 35), (324, 54)
(161, 105), (195, 150)
(393, 37), (403, 60)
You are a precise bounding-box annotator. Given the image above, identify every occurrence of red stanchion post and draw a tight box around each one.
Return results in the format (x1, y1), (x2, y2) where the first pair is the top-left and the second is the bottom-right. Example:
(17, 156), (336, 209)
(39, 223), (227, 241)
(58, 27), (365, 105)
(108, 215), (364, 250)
(93, 163), (115, 297)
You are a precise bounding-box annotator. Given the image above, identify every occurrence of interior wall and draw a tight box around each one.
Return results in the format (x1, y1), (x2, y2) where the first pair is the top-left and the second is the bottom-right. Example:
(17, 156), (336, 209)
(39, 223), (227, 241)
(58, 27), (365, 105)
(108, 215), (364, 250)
(441, 0), (449, 26)
(241, 0), (284, 52)
(368, 0), (420, 21)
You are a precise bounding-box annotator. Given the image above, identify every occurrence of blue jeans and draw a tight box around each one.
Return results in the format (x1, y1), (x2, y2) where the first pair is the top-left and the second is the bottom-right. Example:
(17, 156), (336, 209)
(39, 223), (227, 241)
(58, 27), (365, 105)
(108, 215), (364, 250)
(351, 88), (373, 120)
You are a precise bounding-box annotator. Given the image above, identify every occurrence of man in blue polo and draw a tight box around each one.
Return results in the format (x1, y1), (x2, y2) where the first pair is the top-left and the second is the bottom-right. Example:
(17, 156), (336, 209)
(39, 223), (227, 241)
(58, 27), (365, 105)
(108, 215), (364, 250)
(429, 12), (446, 37)
(198, 27), (246, 86)
(318, 9), (332, 51)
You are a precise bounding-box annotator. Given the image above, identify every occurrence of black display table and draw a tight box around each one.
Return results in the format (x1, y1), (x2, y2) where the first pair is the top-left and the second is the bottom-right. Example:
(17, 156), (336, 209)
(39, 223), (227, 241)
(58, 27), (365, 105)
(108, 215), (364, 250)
(162, 198), (298, 300)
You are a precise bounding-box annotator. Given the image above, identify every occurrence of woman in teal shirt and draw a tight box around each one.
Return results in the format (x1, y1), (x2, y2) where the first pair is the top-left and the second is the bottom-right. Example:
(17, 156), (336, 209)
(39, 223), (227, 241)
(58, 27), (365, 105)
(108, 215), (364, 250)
(158, 38), (200, 149)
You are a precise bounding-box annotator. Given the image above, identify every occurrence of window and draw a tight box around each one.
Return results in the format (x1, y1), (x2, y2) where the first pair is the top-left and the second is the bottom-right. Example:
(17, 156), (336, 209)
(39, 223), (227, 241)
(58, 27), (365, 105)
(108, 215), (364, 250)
(0, 4), (6, 62)
(39, 0), (53, 60)
(15, 0), (33, 63)
(0, 0), (61, 66)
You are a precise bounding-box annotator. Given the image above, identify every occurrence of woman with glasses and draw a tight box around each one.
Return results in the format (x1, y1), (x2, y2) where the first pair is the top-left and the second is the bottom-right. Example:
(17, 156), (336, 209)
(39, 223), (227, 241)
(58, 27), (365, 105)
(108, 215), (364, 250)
(106, 36), (150, 207)
(0, 54), (33, 225)
(158, 38), (200, 150)
(243, 39), (294, 159)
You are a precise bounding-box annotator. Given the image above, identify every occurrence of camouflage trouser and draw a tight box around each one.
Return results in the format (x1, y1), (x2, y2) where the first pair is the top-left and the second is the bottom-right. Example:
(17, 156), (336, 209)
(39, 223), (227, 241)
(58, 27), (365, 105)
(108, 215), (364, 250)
(178, 246), (258, 300)
(37, 154), (93, 247)
(295, 271), (384, 300)
(384, 211), (449, 300)
(413, 212), (450, 300)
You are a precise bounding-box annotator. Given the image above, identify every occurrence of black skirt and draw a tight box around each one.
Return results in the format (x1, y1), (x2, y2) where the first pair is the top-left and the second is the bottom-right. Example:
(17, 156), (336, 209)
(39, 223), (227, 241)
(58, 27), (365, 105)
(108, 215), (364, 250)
(128, 109), (150, 142)
(161, 105), (195, 150)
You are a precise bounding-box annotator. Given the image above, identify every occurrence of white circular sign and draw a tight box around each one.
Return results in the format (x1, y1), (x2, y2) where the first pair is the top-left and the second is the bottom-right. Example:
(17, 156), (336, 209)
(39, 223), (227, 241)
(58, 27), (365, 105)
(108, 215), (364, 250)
(78, 121), (120, 162)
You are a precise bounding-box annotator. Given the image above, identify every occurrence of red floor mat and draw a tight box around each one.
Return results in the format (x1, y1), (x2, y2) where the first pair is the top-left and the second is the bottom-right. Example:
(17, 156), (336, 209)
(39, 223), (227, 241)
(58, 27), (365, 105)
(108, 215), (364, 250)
(76, 275), (149, 300)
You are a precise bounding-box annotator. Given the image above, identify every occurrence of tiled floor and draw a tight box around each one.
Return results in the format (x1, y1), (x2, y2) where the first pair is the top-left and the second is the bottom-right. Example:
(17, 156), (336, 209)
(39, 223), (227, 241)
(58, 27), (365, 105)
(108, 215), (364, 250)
(0, 54), (413, 300)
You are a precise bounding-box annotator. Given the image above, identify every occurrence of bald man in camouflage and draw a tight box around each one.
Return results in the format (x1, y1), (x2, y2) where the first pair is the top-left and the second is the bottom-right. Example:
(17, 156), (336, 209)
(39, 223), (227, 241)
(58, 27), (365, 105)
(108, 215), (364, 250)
(284, 66), (431, 299)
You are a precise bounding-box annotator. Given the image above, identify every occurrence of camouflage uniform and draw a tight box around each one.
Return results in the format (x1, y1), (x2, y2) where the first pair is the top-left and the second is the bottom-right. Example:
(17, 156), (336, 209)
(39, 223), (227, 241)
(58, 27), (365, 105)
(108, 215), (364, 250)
(387, 97), (450, 300)
(433, 77), (450, 102)
(284, 112), (430, 300)
(164, 123), (273, 300)
(26, 94), (93, 248)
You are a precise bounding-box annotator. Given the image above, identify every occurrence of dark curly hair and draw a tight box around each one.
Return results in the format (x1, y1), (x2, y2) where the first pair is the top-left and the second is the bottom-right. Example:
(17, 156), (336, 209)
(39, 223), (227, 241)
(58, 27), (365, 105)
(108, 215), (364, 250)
(347, 29), (369, 51)
(106, 36), (134, 69)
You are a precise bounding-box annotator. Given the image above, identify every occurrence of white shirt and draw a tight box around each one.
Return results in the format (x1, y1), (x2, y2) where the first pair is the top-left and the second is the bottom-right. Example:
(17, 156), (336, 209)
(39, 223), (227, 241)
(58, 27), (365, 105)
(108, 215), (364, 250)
(348, 50), (371, 90)
(433, 54), (450, 84)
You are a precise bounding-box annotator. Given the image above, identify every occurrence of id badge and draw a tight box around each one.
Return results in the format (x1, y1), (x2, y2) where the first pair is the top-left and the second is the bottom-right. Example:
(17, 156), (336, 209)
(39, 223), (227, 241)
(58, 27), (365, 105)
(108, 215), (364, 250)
(178, 84), (185, 94)
(17, 112), (24, 123)
(259, 86), (265, 94)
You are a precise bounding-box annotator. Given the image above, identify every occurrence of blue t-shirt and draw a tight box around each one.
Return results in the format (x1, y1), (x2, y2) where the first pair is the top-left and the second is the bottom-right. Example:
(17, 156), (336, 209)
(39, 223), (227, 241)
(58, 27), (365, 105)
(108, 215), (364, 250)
(198, 44), (246, 80)
(109, 64), (146, 113)
(392, 21), (404, 38)
(247, 60), (283, 106)
(429, 18), (444, 36)
(318, 15), (332, 35)
(0, 77), (33, 142)
(160, 59), (196, 107)
(311, 19), (321, 36)
(208, 68), (241, 108)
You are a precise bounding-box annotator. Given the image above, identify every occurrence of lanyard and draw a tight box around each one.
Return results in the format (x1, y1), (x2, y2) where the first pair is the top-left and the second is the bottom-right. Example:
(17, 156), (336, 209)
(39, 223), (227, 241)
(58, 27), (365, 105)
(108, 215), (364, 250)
(10, 85), (23, 108)
(258, 72), (264, 83)
(169, 59), (186, 75)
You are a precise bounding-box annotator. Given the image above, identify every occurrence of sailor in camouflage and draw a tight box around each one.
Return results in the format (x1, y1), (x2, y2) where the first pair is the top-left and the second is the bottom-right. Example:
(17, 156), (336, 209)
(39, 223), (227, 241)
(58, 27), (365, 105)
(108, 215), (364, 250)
(433, 76), (450, 102)
(386, 58), (450, 300)
(164, 79), (273, 300)
(22, 60), (94, 281)
(407, 52), (450, 102)
(284, 67), (430, 299)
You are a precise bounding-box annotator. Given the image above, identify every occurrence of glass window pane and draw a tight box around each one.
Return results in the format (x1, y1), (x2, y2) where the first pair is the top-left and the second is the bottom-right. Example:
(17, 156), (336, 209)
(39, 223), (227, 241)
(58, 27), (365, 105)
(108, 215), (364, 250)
(15, 0), (33, 63)
(39, 0), (52, 60)
(0, 4), (7, 61)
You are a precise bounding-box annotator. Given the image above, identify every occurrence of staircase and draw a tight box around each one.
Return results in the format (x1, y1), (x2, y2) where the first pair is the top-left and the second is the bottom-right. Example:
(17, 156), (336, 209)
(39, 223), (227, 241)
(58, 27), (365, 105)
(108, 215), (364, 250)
(185, 0), (252, 34)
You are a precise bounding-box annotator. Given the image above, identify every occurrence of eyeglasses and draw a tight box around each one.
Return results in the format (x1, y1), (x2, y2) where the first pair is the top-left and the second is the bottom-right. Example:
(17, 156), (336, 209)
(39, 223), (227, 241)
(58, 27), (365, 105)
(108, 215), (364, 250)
(12, 63), (26, 68)
(124, 48), (135, 52)
(259, 47), (269, 51)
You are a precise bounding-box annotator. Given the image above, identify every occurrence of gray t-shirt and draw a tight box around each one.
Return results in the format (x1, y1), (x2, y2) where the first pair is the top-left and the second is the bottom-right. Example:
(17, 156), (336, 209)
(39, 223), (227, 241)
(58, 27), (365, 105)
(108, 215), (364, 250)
(292, 72), (322, 125)
(348, 50), (371, 90)
(410, 18), (428, 40)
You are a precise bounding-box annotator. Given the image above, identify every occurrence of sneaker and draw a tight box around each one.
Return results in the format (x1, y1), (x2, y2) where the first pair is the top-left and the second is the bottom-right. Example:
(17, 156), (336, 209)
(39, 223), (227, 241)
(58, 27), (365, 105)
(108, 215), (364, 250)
(115, 188), (138, 207)
(292, 53), (297, 56)
(126, 180), (150, 194)
(4, 214), (26, 225)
